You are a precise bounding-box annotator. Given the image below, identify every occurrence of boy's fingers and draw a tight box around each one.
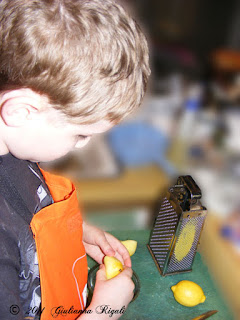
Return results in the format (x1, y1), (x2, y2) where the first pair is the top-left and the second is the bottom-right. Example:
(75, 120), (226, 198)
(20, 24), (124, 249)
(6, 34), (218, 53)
(96, 264), (106, 282)
(104, 232), (131, 267)
(116, 245), (132, 268)
(115, 251), (132, 268)
(96, 234), (115, 256)
(96, 264), (133, 281)
(123, 256), (132, 268)
(121, 266), (133, 278)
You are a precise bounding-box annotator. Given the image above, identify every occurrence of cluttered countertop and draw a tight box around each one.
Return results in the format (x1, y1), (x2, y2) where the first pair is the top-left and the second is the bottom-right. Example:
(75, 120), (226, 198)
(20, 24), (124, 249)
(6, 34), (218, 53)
(87, 229), (234, 320)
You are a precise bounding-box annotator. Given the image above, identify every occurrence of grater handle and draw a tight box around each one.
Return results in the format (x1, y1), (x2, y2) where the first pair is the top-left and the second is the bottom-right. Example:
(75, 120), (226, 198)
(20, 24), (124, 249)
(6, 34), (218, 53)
(177, 175), (202, 200)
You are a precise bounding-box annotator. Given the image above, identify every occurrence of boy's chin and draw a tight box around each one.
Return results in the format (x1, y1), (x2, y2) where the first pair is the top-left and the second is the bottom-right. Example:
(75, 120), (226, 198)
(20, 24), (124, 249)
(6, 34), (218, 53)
(29, 157), (57, 163)
(29, 154), (67, 163)
(17, 155), (60, 163)
(11, 150), (69, 163)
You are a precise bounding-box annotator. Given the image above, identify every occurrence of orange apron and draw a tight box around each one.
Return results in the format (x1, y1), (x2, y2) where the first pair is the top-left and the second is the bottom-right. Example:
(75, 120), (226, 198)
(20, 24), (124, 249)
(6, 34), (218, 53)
(30, 169), (88, 319)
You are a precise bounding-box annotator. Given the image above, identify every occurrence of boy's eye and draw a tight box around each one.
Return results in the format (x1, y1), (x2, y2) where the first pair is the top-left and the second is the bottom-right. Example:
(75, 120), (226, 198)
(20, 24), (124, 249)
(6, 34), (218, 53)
(78, 135), (89, 140)
(74, 134), (92, 148)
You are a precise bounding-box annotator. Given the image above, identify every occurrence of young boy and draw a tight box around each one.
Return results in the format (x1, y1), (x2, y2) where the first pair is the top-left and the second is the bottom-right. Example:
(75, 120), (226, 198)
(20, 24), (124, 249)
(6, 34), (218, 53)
(0, 1), (150, 319)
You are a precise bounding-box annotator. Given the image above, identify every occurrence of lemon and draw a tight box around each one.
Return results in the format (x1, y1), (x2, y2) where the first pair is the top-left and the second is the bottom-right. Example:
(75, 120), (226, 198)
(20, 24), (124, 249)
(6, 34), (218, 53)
(104, 256), (123, 280)
(121, 240), (137, 256)
(171, 280), (206, 307)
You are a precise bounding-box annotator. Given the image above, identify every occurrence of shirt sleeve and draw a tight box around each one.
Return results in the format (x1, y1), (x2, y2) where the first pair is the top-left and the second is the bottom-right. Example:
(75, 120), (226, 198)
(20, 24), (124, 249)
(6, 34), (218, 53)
(0, 221), (24, 320)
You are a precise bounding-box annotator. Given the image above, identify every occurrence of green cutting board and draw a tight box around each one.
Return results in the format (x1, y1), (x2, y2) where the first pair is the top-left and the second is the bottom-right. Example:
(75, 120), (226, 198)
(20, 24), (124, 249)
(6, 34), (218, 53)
(87, 230), (234, 320)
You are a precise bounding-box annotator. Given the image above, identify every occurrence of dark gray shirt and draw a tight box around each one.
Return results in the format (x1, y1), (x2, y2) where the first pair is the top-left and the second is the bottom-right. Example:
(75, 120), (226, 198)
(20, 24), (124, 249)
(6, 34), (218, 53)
(0, 153), (53, 320)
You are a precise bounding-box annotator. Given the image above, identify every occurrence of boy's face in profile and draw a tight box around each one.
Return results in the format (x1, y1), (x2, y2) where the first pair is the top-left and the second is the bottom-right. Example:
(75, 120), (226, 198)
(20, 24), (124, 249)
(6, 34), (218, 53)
(0, 89), (113, 162)
(24, 113), (113, 163)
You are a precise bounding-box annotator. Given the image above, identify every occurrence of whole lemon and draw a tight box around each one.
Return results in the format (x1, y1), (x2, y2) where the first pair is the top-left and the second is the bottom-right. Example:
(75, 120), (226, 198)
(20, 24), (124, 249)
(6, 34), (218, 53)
(171, 280), (206, 307)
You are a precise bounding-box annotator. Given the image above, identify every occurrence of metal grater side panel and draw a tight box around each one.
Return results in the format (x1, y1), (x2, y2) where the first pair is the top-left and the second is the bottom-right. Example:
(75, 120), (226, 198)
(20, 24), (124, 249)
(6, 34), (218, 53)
(166, 215), (206, 273)
(149, 197), (179, 271)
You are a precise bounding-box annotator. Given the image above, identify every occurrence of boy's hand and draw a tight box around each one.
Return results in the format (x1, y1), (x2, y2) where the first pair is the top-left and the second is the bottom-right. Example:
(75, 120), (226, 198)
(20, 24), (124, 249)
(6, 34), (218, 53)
(82, 222), (131, 267)
(86, 264), (134, 319)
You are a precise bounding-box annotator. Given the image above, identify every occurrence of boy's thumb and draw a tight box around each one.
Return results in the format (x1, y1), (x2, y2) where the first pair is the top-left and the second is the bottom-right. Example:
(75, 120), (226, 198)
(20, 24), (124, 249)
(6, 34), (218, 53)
(96, 264), (106, 282)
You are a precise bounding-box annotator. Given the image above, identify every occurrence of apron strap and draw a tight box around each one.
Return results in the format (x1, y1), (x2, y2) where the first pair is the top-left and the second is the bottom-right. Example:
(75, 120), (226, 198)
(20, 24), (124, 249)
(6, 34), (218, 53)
(0, 161), (32, 224)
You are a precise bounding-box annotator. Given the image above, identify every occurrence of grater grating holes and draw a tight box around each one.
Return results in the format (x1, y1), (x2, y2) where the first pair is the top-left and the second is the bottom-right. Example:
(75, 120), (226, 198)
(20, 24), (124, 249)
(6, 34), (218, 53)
(149, 197), (179, 269)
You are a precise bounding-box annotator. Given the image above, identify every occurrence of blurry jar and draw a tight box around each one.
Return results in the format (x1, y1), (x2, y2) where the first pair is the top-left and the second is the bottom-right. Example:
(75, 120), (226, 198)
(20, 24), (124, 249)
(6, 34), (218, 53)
(168, 84), (203, 171)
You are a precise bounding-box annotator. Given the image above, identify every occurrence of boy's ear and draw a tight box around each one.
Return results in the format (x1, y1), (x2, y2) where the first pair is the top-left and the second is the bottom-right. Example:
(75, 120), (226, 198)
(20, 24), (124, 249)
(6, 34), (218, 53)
(0, 89), (42, 127)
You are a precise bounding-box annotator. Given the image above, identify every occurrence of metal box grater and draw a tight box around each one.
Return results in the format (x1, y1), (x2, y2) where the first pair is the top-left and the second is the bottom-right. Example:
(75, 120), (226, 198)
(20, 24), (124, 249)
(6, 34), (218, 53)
(147, 175), (207, 276)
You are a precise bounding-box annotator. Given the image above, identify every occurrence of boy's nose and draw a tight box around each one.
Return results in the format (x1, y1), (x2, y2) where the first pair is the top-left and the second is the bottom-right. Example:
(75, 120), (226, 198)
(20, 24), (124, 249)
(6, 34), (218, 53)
(75, 136), (91, 149)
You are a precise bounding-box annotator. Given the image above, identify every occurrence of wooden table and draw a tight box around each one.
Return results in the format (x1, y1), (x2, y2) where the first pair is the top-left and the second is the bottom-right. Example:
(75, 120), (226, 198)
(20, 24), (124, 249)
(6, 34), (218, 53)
(75, 165), (169, 211)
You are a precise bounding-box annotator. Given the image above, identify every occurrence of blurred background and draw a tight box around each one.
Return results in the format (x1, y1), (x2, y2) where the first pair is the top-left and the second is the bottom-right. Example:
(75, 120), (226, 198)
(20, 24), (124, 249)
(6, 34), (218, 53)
(42, 0), (240, 318)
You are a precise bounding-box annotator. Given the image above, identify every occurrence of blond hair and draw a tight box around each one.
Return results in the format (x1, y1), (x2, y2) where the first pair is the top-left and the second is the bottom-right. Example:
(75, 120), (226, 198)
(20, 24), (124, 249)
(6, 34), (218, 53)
(0, 0), (150, 124)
